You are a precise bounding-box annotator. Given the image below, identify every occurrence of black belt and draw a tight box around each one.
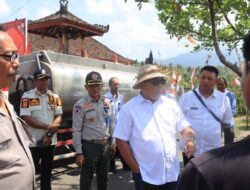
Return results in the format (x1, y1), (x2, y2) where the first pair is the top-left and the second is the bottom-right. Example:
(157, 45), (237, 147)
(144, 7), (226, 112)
(83, 139), (109, 145)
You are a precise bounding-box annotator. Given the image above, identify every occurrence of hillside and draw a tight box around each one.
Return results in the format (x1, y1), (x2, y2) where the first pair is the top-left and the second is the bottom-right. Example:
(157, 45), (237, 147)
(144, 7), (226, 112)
(158, 49), (242, 67)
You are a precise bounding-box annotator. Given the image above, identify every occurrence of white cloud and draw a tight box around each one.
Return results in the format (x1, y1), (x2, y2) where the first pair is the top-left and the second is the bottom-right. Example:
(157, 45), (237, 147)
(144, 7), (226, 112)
(35, 7), (54, 19)
(0, 0), (11, 17)
(3, 0), (190, 61)
(95, 0), (189, 61)
(86, 0), (114, 16)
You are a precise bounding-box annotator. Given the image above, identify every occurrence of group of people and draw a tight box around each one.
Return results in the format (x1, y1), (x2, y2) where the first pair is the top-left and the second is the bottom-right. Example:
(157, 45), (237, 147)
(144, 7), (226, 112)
(1, 23), (250, 190)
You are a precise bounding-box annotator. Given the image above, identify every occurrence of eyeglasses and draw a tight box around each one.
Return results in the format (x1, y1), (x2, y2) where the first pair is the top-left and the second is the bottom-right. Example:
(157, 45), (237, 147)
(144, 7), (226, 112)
(0, 52), (20, 62)
(147, 78), (166, 86)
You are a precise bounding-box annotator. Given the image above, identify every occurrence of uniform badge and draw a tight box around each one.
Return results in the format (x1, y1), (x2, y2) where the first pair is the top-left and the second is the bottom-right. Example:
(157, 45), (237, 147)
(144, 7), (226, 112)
(21, 98), (29, 108)
(83, 102), (94, 111)
(190, 107), (198, 110)
(56, 98), (62, 106)
(74, 105), (82, 115)
(48, 95), (57, 110)
(30, 98), (40, 106)
(92, 73), (98, 80)
(48, 95), (54, 103)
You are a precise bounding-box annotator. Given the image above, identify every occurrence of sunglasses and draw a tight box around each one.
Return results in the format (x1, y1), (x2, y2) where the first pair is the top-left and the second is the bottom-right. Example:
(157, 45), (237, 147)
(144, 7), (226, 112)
(147, 78), (166, 86)
(0, 52), (20, 62)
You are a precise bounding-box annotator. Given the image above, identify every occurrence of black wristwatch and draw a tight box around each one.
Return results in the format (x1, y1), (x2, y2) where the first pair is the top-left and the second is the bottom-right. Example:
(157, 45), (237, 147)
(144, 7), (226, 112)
(46, 131), (54, 138)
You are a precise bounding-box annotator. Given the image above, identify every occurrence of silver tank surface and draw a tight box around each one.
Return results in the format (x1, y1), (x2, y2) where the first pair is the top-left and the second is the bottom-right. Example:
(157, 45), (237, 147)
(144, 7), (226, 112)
(10, 51), (139, 118)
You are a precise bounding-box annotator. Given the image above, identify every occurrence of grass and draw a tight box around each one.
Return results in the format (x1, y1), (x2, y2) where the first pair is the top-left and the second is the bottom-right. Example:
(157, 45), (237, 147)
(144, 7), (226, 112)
(234, 115), (250, 138)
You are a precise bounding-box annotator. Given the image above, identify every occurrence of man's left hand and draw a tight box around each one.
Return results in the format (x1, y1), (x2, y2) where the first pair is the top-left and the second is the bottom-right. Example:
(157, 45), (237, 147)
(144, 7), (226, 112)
(43, 135), (52, 147)
(184, 140), (196, 158)
(48, 123), (60, 133)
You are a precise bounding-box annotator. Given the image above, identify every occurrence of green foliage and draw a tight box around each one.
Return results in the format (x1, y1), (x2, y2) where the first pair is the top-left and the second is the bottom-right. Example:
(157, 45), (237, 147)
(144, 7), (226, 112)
(127, 0), (250, 76)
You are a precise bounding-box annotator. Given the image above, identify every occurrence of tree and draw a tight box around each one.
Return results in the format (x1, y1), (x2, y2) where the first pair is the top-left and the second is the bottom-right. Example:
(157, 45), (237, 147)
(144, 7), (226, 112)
(126, 0), (250, 77)
(145, 50), (154, 64)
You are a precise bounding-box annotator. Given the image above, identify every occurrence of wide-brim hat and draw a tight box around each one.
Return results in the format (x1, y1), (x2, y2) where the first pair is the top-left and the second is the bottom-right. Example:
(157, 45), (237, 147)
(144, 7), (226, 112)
(133, 64), (167, 89)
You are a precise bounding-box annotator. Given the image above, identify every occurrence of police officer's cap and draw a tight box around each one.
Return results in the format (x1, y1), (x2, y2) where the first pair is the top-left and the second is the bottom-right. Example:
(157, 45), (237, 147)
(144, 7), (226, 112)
(33, 69), (51, 80)
(85, 71), (103, 85)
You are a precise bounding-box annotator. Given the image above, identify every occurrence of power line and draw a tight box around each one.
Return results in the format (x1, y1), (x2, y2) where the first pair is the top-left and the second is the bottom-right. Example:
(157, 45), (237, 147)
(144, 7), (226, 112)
(3, 0), (32, 22)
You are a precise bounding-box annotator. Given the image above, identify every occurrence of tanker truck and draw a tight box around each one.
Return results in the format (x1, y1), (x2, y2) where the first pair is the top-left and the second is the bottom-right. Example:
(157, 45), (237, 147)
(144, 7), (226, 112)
(9, 50), (139, 160)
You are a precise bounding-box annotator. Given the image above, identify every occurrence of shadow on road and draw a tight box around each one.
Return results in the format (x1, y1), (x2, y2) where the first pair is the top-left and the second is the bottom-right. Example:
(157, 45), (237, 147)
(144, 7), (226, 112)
(35, 158), (135, 190)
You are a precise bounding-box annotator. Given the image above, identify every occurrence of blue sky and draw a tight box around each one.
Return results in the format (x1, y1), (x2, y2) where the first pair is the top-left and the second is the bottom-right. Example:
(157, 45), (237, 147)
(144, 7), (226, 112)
(0, 0), (192, 61)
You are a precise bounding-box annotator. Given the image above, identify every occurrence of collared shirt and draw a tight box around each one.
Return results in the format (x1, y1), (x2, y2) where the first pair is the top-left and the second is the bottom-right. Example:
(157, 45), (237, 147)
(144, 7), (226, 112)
(224, 89), (236, 116)
(72, 95), (113, 154)
(104, 91), (124, 126)
(20, 88), (63, 147)
(178, 88), (234, 157)
(0, 92), (35, 189)
(113, 94), (190, 185)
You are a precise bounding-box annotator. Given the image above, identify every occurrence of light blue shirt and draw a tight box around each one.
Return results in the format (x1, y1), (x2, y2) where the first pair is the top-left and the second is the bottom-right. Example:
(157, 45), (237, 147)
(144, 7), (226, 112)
(104, 91), (124, 126)
(225, 90), (236, 116)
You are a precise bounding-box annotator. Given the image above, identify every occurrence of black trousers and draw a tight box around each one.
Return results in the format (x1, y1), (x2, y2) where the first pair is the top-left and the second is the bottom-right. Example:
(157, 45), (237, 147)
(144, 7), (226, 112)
(30, 146), (55, 190)
(110, 148), (130, 171)
(132, 173), (177, 190)
(80, 141), (110, 190)
(182, 153), (194, 167)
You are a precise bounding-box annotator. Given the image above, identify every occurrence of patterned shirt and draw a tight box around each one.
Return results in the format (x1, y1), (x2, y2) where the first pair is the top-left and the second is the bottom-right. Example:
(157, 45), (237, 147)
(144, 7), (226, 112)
(20, 88), (63, 146)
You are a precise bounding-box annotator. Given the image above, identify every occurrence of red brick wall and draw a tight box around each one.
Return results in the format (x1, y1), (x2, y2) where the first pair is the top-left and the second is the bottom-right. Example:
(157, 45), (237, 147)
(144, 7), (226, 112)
(28, 33), (130, 64)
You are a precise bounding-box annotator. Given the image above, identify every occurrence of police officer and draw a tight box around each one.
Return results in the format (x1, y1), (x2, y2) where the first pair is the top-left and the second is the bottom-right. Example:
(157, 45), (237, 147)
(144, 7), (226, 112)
(73, 71), (115, 190)
(0, 26), (35, 190)
(20, 69), (63, 190)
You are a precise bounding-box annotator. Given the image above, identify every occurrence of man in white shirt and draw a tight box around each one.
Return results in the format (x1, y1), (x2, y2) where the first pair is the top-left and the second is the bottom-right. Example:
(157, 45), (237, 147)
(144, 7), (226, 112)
(177, 31), (250, 190)
(105, 77), (123, 126)
(179, 66), (234, 166)
(113, 65), (196, 190)
(20, 69), (63, 190)
(104, 77), (129, 172)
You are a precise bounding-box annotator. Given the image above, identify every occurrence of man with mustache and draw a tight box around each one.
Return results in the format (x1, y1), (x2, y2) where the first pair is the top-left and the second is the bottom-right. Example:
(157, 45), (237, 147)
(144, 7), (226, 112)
(0, 26), (35, 189)
(178, 65), (234, 166)
(177, 31), (250, 190)
(114, 65), (196, 190)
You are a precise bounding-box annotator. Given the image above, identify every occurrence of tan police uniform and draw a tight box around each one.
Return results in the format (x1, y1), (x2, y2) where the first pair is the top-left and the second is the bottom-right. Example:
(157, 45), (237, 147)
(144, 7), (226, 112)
(73, 94), (113, 154)
(0, 92), (35, 190)
(20, 88), (63, 146)
(73, 93), (114, 190)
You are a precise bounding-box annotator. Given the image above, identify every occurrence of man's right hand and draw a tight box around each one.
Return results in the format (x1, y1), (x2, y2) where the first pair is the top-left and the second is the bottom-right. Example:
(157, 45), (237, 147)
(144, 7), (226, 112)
(75, 154), (85, 167)
(131, 164), (140, 174)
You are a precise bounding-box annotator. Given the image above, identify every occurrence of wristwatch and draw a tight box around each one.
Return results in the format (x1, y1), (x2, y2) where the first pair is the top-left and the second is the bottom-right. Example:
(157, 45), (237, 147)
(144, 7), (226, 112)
(46, 131), (54, 138)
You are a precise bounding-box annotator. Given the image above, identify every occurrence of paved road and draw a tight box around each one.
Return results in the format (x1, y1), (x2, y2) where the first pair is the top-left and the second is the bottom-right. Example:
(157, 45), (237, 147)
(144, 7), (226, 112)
(35, 159), (135, 190)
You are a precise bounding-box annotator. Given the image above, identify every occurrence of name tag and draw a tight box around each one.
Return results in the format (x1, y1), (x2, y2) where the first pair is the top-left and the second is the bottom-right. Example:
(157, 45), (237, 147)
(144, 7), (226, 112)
(190, 107), (198, 110)
(30, 98), (40, 106)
